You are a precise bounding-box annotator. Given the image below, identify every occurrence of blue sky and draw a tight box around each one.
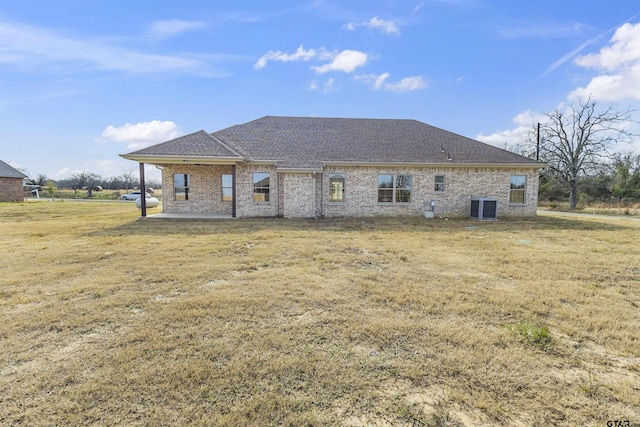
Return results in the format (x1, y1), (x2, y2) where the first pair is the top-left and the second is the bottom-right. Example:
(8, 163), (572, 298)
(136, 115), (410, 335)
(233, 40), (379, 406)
(2, 0), (640, 182)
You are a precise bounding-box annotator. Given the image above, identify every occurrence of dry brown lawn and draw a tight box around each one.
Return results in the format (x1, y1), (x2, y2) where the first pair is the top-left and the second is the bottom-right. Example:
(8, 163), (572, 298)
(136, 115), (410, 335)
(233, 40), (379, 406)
(1, 201), (639, 426)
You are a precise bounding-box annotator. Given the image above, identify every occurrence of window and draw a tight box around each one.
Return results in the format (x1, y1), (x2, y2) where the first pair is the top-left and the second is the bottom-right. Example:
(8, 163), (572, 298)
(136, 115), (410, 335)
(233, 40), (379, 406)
(434, 175), (445, 192)
(174, 173), (190, 201)
(253, 173), (270, 202)
(378, 174), (411, 203)
(510, 175), (526, 204)
(222, 174), (233, 202)
(329, 174), (345, 202)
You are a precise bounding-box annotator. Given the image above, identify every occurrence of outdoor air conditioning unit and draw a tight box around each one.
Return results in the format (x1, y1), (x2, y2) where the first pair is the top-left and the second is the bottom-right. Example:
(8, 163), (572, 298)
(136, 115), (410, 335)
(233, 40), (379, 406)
(470, 197), (497, 221)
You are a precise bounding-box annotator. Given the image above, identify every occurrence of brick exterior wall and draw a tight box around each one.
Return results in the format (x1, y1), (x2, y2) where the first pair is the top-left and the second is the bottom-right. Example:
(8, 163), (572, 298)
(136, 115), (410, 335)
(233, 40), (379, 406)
(0, 177), (24, 202)
(162, 164), (234, 214)
(323, 166), (538, 218)
(283, 173), (316, 218)
(235, 165), (278, 217)
(160, 164), (539, 218)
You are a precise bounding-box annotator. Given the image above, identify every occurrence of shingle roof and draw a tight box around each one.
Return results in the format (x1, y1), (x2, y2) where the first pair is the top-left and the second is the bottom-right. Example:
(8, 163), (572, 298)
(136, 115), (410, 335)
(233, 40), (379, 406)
(0, 159), (27, 179)
(213, 116), (539, 167)
(125, 130), (242, 158)
(123, 116), (541, 168)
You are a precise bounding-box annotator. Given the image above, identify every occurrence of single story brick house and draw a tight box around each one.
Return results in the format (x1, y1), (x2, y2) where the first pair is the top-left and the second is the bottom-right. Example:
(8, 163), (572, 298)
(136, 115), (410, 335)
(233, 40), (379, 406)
(0, 159), (27, 202)
(121, 116), (542, 218)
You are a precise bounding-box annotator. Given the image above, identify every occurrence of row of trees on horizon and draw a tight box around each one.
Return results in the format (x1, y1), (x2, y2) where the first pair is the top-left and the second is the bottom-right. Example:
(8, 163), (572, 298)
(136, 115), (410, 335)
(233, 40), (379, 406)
(25, 170), (162, 197)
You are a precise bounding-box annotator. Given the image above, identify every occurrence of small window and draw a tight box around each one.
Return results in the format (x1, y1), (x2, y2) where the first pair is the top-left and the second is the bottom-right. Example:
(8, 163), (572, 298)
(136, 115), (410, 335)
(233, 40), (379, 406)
(378, 174), (411, 203)
(329, 174), (345, 202)
(222, 174), (233, 202)
(174, 173), (190, 201)
(434, 175), (445, 192)
(253, 173), (270, 202)
(510, 175), (526, 204)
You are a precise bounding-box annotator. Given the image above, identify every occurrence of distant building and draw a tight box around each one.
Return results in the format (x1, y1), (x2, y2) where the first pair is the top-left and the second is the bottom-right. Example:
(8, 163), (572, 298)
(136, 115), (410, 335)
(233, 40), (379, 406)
(0, 159), (27, 202)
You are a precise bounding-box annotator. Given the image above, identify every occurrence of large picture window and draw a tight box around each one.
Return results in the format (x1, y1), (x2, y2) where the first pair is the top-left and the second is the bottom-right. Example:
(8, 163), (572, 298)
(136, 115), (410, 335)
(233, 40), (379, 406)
(174, 173), (190, 201)
(222, 174), (233, 202)
(378, 174), (411, 203)
(253, 173), (270, 202)
(510, 175), (526, 204)
(329, 174), (345, 202)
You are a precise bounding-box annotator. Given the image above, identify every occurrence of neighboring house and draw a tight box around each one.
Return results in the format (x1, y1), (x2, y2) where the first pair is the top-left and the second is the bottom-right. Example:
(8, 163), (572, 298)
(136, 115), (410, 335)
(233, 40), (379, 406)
(0, 160), (27, 202)
(121, 116), (543, 218)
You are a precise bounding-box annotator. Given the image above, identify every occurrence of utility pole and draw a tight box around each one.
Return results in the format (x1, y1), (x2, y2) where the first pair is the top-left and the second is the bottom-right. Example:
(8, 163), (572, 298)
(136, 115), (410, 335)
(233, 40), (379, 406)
(536, 122), (540, 161)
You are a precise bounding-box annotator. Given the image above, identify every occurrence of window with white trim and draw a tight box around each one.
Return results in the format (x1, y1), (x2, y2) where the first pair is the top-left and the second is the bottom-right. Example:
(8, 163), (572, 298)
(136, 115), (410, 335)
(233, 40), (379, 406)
(329, 174), (345, 202)
(222, 174), (233, 202)
(510, 175), (526, 204)
(253, 173), (270, 202)
(378, 174), (411, 203)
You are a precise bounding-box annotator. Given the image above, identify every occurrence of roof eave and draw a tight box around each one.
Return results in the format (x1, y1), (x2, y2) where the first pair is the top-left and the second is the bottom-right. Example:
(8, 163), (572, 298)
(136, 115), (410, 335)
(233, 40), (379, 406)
(276, 167), (324, 173)
(119, 154), (245, 165)
(323, 161), (545, 168)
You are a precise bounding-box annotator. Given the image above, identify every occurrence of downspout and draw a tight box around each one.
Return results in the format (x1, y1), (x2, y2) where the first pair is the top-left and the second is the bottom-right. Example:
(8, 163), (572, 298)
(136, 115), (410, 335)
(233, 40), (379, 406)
(139, 162), (147, 217)
(312, 172), (316, 219)
(231, 164), (237, 218)
(320, 164), (325, 218)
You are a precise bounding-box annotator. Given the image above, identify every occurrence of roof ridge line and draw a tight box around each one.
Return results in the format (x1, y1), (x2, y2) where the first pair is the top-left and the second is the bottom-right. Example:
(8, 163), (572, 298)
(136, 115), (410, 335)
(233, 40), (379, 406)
(204, 132), (245, 159)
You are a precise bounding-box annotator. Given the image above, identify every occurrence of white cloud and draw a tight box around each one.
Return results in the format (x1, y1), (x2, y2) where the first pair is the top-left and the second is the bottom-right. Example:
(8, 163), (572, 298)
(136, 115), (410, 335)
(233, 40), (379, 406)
(8, 161), (23, 171)
(255, 46), (368, 75)
(312, 50), (368, 74)
(101, 120), (181, 150)
(0, 20), (215, 75)
(346, 17), (400, 36)
(254, 45), (319, 69)
(356, 72), (427, 92)
(542, 38), (596, 77)
(498, 22), (587, 39)
(569, 22), (640, 102)
(51, 167), (80, 180)
(374, 72), (390, 89)
(384, 76), (427, 92)
(148, 19), (208, 40)
(96, 159), (120, 175)
(323, 78), (336, 92)
(476, 110), (546, 148)
(575, 23), (640, 70)
(309, 78), (338, 93)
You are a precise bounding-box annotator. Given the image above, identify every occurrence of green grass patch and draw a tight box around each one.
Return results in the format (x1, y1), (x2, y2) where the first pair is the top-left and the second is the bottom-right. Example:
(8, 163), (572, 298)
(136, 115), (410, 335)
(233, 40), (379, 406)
(505, 321), (552, 347)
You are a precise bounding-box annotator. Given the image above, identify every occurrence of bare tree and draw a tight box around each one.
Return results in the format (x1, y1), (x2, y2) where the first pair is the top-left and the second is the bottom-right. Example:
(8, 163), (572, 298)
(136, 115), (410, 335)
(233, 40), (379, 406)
(71, 171), (101, 197)
(534, 97), (636, 209)
(121, 169), (136, 190)
(34, 174), (49, 186)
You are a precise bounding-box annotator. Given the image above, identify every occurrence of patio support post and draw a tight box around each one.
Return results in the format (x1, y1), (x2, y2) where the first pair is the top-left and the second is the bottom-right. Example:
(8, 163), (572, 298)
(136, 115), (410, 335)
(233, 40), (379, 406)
(139, 162), (147, 217)
(231, 164), (237, 218)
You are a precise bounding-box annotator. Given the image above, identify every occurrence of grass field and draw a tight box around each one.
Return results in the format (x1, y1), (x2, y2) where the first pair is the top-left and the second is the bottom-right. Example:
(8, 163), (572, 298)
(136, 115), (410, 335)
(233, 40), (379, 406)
(1, 201), (639, 426)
